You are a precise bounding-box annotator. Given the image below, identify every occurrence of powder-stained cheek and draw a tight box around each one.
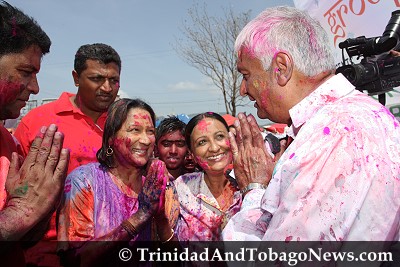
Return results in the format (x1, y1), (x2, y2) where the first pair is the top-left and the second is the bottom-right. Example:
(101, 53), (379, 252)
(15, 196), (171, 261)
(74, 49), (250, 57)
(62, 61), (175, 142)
(148, 135), (156, 144)
(113, 137), (133, 157)
(195, 155), (209, 170)
(0, 79), (24, 106)
(113, 137), (132, 146)
(225, 139), (230, 147)
(259, 88), (270, 108)
(253, 80), (259, 88)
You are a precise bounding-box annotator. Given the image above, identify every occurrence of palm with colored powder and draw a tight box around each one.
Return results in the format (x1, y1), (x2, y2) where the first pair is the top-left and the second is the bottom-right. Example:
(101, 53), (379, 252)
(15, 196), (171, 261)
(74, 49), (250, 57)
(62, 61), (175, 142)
(138, 159), (168, 216)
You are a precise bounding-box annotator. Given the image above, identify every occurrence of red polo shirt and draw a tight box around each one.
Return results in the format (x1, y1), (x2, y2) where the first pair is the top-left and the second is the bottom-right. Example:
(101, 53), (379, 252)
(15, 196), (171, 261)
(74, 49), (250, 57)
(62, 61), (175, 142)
(14, 92), (106, 175)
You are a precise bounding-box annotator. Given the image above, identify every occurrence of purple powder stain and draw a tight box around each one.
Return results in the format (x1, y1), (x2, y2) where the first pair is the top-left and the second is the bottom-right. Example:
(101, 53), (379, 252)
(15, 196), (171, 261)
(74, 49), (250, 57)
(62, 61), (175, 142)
(289, 153), (295, 159)
(323, 127), (330, 135)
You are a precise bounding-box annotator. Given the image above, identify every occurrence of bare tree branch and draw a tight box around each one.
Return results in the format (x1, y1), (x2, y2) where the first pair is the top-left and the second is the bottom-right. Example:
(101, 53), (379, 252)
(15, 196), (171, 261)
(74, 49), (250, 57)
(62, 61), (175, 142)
(173, 3), (252, 116)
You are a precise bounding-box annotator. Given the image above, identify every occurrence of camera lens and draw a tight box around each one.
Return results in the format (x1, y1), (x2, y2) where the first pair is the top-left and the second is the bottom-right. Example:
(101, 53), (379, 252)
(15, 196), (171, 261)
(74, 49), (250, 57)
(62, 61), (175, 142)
(383, 10), (400, 41)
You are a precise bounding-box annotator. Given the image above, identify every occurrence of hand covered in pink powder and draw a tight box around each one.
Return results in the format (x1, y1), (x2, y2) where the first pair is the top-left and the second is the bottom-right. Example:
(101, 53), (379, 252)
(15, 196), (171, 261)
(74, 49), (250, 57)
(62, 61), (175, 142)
(138, 159), (169, 216)
(229, 113), (275, 190)
(1, 124), (69, 240)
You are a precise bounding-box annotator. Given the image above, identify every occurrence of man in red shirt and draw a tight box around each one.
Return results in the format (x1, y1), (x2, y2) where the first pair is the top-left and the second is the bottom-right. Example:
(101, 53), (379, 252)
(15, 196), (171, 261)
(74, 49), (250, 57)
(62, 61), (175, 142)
(0, 0), (69, 248)
(13, 43), (121, 266)
(15, 43), (121, 174)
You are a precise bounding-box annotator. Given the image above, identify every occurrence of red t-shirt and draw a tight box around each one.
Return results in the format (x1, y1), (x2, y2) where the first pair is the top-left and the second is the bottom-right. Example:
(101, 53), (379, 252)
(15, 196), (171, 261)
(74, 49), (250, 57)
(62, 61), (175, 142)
(13, 92), (106, 266)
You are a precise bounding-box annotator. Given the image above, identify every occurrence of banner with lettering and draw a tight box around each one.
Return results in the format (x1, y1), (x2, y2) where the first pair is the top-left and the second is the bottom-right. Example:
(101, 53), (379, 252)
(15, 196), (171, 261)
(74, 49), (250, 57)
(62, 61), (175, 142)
(293, 0), (400, 120)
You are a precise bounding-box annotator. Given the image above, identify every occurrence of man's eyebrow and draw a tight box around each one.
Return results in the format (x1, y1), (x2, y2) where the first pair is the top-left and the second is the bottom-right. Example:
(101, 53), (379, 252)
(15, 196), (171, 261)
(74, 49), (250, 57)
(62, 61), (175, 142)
(87, 73), (105, 77)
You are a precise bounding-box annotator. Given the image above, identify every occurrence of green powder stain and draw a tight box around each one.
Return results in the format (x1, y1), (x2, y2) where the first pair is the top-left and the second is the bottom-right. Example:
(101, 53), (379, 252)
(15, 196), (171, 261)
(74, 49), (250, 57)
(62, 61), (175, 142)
(14, 183), (28, 196)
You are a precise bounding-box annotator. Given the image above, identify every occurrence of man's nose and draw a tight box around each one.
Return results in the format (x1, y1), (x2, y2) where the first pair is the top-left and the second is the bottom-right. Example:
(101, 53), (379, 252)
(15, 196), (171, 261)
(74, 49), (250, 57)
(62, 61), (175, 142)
(27, 75), (39, 95)
(100, 78), (113, 92)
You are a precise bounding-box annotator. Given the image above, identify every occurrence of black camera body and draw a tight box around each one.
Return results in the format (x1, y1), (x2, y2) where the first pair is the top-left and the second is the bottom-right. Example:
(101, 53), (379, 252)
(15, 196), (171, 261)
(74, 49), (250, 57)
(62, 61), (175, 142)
(336, 10), (400, 103)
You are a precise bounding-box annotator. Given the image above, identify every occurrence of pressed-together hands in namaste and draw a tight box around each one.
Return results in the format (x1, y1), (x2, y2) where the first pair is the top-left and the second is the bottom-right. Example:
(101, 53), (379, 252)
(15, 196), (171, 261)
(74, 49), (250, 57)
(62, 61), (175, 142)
(0, 124), (69, 241)
(228, 113), (288, 191)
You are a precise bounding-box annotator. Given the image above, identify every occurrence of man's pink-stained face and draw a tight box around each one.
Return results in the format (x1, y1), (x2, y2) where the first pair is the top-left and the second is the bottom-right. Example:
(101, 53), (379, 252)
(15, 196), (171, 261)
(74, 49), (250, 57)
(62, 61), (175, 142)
(0, 45), (42, 120)
(237, 47), (282, 121)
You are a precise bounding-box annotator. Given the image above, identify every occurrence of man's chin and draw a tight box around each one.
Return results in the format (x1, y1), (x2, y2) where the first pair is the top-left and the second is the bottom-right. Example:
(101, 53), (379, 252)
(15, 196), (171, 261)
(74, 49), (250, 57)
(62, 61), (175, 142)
(166, 163), (181, 170)
(256, 108), (268, 120)
(2, 110), (21, 120)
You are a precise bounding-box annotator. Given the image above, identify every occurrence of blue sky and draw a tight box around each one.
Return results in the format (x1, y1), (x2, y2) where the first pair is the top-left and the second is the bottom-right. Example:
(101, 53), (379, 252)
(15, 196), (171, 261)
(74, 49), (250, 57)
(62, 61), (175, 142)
(10, 0), (294, 124)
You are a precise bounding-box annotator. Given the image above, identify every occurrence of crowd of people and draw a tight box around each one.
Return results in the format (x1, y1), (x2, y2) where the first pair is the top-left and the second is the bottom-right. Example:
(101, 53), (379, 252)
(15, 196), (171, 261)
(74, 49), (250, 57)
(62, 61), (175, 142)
(0, 1), (399, 266)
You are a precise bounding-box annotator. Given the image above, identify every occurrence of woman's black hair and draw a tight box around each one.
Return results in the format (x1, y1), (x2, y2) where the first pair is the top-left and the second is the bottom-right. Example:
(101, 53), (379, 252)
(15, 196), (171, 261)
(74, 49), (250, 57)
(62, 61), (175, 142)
(96, 98), (156, 168)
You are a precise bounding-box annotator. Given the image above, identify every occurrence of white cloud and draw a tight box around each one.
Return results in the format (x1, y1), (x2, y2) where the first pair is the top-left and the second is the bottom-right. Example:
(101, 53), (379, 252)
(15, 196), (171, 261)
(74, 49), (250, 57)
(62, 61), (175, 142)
(167, 79), (219, 94)
(167, 81), (199, 91)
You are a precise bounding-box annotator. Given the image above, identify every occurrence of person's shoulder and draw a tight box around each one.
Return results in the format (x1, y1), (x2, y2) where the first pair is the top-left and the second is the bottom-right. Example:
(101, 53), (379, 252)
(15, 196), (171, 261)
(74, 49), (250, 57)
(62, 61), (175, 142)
(331, 92), (397, 130)
(20, 97), (60, 120)
(65, 163), (103, 196)
(174, 172), (202, 186)
(68, 162), (102, 180)
(21, 92), (73, 119)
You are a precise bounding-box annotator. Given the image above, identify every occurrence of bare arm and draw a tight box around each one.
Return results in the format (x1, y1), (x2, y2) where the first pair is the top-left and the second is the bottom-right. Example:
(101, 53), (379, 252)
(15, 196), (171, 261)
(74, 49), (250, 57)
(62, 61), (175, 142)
(0, 124), (69, 241)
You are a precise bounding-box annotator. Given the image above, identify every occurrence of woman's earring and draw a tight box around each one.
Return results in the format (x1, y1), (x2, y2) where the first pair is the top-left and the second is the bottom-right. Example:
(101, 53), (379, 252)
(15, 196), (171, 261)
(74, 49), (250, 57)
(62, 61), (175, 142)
(106, 146), (114, 157)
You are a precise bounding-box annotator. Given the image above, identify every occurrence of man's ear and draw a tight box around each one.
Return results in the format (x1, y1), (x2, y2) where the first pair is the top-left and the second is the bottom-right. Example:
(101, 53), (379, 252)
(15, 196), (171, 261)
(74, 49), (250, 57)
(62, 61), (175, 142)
(274, 52), (293, 86)
(72, 70), (79, 87)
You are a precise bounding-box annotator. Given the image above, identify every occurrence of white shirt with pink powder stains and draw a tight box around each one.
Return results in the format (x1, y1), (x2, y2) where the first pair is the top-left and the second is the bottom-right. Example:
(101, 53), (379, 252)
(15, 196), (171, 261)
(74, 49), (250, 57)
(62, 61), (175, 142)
(223, 74), (400, 241)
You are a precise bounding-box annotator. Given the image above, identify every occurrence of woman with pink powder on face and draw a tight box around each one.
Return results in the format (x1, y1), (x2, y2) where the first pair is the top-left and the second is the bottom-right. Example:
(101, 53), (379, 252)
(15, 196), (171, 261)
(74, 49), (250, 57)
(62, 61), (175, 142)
(57, 98), (179, 266)
(173, 112), (241, 241)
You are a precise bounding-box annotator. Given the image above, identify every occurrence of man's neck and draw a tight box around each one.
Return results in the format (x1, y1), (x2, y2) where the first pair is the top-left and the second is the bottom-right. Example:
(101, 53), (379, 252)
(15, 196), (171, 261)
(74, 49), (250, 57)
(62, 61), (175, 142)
(168, 168), (184, 180)
(70, 95), (102, 123)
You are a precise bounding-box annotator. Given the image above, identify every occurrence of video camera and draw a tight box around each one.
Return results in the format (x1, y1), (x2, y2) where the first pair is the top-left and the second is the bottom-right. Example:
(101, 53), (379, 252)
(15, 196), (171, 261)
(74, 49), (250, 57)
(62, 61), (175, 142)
(335, 10), (400, 105)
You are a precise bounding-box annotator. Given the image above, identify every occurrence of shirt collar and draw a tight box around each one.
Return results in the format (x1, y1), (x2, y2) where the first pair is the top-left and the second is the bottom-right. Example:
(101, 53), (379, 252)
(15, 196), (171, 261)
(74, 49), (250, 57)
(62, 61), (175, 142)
(288, 73), (355, 135)
(54, 92), (107, 122)
(54, 92), (81, 114)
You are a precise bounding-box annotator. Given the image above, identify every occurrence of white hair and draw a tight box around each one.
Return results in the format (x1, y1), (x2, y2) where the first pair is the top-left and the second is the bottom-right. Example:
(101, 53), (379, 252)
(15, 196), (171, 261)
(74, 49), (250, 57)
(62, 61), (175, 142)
(235, 6), (335, 76)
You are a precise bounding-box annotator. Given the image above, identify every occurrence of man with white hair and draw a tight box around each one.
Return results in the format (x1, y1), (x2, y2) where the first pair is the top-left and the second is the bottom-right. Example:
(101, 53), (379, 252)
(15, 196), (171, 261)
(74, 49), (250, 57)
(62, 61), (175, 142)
(223, 6), (400, 242)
